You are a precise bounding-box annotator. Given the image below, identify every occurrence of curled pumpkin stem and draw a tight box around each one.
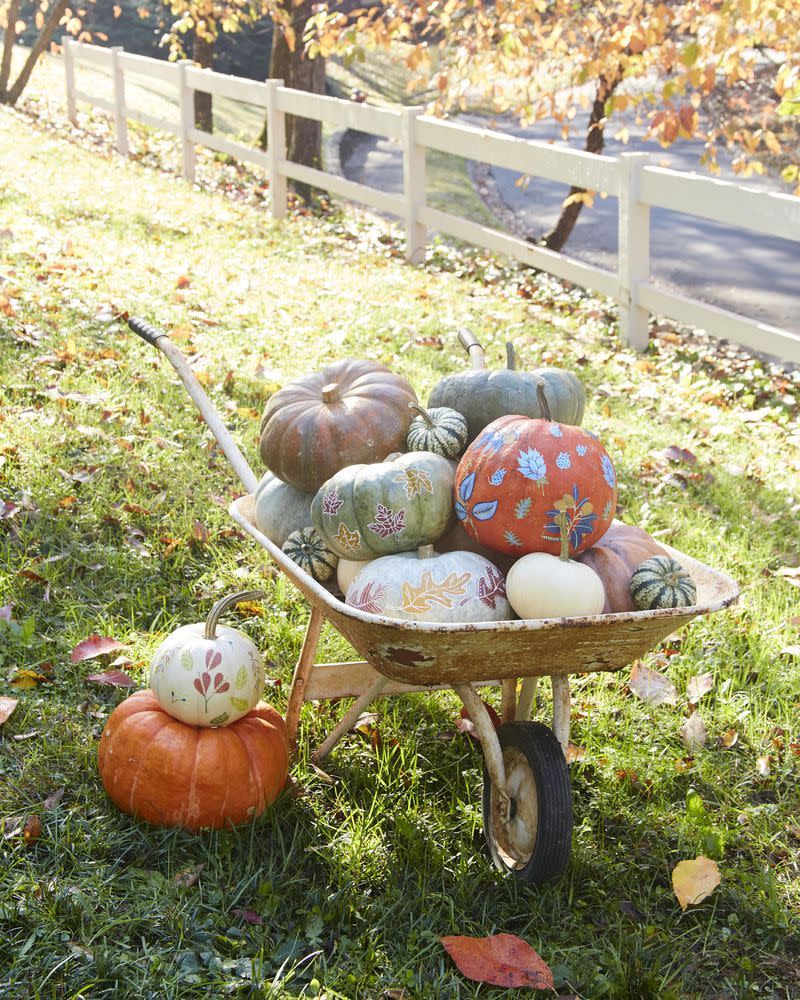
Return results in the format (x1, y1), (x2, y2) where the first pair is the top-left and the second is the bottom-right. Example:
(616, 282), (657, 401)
(536, 380), (552, 422)
(408, 402), (436, 428)
(205, 590), (266, 639)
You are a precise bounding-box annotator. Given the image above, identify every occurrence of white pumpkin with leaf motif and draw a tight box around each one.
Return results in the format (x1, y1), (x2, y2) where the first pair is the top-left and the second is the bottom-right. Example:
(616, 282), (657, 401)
(149, 591), (266, 727)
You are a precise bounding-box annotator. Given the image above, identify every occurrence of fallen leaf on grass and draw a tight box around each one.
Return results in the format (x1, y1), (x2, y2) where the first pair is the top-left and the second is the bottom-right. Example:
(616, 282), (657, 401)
(231, 908), (263, 925)
(456, 702), (502, 741)
(43, 788), (65, 811)
(756, 756), (771, 777)
(680, 713), (707, 750)
(351, 712), (379, 732)
(776, 566), (800, 588)
(174, 863), (206, 887)
(629, 662), (678, 706)
(661, 445), (697, 465)
(672, 856), (720, 910)
(71, 635), (125, 663)
(686, 672), (714, 704)
(86, 671), (135, 687)
(718, 727), (738, 748)
(0, 697), (18, 725)
(441, 933), (554, 990)
(23, 815), (42, 845)
(0, 604), (13, 620)
(566, 741), (586, 764)
(10, 670), (49, 689)
(780, 645), (800, 658)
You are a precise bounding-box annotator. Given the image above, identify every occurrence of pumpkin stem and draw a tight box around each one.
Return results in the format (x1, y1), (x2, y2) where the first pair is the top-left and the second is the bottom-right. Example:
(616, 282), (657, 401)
(556, 512), (570, 562)
(322, 383), (341, 403)
(409, 402), (436, 428)
(417, 545), (437, 559)
(205, 590), (266, 639)
(536, 380), (552, 422)
(505, 341), (517, 371)
(458, 328), (488, 371)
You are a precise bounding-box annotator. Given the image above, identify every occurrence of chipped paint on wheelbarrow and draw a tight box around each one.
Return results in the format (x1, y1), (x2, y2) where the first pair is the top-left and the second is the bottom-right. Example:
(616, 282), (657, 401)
(230, 495), (740, 687)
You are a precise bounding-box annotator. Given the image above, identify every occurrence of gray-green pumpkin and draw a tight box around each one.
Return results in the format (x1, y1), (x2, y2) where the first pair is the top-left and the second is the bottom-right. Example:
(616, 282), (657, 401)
(406, 403), (468, 460)
(282, 527), (338, 582)
(254, 472), (314, 547)
(311, 451), (455, 559)
(630, 556), (697, 610)
(428, 331), (585, 443)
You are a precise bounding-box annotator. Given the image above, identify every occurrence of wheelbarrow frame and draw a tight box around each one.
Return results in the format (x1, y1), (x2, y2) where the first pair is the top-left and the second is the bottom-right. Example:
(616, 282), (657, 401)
(128, 317), (740, 882)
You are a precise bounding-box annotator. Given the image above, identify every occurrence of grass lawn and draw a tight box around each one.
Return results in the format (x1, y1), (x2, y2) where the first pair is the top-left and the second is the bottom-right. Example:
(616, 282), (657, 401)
(0, 106), (799, 1000)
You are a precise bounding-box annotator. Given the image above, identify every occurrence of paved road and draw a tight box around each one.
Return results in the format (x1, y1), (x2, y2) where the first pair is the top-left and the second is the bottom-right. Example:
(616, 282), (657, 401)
(340, 118), (799, 336)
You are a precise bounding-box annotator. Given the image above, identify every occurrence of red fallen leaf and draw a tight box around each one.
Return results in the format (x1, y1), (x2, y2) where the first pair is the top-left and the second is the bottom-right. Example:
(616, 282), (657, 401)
(441, 933), (554, 990)
(71, 635), (125, 663)
(231, 908), (263, 925)
(456, 702), (502, 741)
(18, 569), (46, 584)
(86, 670), (135, 687)
(176, 275), (191, 289)
(0, 696), (18, 725)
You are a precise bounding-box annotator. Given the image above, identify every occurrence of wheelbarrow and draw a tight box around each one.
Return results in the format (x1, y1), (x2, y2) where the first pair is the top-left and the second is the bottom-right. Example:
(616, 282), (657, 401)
(128, 316), (740, 884)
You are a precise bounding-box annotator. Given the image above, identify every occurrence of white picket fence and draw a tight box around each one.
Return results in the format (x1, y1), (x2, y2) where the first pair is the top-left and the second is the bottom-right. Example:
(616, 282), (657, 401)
(62, 38), (800, 363)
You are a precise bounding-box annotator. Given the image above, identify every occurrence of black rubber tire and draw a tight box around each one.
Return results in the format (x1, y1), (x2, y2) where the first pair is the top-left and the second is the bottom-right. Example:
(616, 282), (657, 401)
(482, 721), (573, 885)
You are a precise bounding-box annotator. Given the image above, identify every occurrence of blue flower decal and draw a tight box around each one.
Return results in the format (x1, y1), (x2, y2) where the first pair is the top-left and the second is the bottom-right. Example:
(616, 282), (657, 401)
(517, 448), (547, 481)
(543, 484), (598, 550)
(576, 444), (587, 456)
(556, 451), (571, 470)
(490, 468), (507, 485)
(473, 500), (499, 521)
(548, 424), (563, 438)
(601, 454), (616, 489)
(474, 428), (506, 455)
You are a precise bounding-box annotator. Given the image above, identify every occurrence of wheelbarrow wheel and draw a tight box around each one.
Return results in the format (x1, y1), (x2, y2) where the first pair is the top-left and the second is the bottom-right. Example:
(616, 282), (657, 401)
(482, 721), (573, 885)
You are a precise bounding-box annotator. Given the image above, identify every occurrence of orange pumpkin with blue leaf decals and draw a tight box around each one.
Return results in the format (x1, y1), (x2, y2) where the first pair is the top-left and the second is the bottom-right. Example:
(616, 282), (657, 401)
(454, 412), (617, 558)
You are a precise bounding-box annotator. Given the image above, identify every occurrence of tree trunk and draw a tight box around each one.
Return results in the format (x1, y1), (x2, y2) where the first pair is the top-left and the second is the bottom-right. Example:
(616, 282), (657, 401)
(193, 23), (214, 133)
(538, 74), (621, 252)
(3, 0), (69, 106)
(262, 4), (326, 203)
(0, 0), (22, 99)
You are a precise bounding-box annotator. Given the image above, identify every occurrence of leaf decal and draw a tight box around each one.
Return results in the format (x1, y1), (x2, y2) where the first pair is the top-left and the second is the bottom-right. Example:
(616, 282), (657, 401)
(455, 501), (467, 521)
(394, 466), (434, 500)
(322, 489), (343, 516)
(514, 497), (532, 519)
(209, 712), (229, 727)
(334, 522), (362, 553)
(462, 565), (507, 610)
(348, 580), (388, 614)
(234, 665), (248, 689)
(503, 529), (523, 547)
(230, 696), (250, 712)
(399, 570), (471, 615)
(180, 649), (194, 671)
(472, 500), (499, 521)
(459, 472), (476, 502)
(367, 504), (406, 538)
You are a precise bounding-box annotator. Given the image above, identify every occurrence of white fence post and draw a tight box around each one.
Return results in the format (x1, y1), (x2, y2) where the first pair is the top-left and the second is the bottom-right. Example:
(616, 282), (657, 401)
(402, 106), (427, 263)
(265, 79), (287, 220)
(618, 151), (651, 350)
(110, 45), (128, 156)
(178, 60), (196, 183)
(62, 36), (77, 124)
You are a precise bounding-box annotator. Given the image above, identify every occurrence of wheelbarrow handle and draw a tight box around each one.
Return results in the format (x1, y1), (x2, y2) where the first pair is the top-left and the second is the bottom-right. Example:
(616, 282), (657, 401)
(126, 316), (260, 495)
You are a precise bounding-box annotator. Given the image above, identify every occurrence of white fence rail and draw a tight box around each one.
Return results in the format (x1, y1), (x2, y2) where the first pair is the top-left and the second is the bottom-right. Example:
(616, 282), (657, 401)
(62, 38), (800, 363)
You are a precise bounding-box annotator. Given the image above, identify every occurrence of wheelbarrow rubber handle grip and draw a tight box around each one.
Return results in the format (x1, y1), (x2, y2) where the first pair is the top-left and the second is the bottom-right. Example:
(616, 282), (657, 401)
(128, 316), (166, 347)
(457, 328), (487, 370)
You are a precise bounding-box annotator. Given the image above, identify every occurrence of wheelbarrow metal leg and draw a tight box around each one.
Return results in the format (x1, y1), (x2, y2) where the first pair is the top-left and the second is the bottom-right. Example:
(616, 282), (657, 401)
(285, 606), (324, 755)
(454, 682), (510, 821)
(551, 675), (571, 757)
(515, 676), (538, 722)
(312, 674), (388, 763)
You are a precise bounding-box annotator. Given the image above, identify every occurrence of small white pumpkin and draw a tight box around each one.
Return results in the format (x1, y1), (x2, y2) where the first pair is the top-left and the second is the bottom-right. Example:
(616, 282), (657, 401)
(337, 557), (373, 595)
(406, 403), (469, 460)
(345, 545), (512, 623)
(149, 590), (266, 727)
(254, 472), (314, 547)
(506, 511), (605, 619)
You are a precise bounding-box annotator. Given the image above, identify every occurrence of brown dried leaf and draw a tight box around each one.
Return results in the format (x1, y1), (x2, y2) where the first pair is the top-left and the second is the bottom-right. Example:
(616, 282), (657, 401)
(0, 696), (18, 726)
(672, 856), (721, 910)
(23, 814), (42, 845)
(174, 863), (205, 887)
(441, 933), (554, 990)
(756, 755), (771, 777)
(686, 672), (714, 704)
(10, 670), (48, 690)
(70, 635), (125, 663)
(566, 741), (586, 764)
(629, 662), (678, 706)
(661, 445), (698, 465)
(43, 788), (65, 811)
(719, 727), (739, 748)
(231, 908), (263, 925)
(680, 713), (707, 750)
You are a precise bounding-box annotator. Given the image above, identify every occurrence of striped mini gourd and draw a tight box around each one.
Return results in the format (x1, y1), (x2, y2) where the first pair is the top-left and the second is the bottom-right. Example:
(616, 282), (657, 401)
(630, 555), (697, 610)
(282, 527), (338, 582)
(406, 404), (468, 460)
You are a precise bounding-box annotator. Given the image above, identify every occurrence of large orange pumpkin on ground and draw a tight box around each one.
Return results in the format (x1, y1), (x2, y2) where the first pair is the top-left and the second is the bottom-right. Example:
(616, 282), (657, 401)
(98, 691), (288, 831)
(454, 412), (617, 558)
